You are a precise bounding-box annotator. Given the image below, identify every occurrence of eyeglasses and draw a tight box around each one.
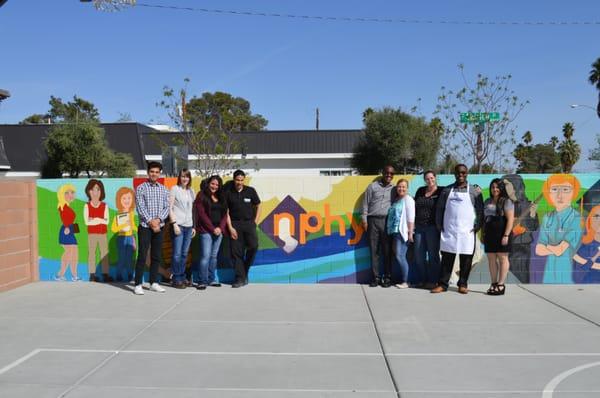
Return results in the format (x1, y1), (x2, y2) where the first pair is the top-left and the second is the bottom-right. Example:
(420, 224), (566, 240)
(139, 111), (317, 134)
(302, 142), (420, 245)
(549, 186), (573, 194)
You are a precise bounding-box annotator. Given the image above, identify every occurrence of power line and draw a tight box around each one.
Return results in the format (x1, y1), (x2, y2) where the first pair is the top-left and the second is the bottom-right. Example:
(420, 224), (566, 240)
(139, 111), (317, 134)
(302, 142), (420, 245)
(133, 2), (600, 26)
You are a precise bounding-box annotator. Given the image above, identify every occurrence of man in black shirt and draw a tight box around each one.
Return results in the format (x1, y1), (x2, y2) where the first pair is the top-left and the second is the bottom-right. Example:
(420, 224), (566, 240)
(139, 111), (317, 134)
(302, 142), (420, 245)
(226, 170), (261, 288)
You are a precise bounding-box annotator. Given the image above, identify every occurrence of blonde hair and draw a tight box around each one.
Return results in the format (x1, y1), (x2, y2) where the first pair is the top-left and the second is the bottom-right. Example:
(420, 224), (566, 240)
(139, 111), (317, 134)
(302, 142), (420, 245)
(397, 178), (409, 187)
(57, 184), (76, 211)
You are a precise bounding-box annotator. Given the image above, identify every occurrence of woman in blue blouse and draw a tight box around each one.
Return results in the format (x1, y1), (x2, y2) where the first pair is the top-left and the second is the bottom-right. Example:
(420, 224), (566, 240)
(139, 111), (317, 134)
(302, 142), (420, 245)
(535, 174), (582, 284)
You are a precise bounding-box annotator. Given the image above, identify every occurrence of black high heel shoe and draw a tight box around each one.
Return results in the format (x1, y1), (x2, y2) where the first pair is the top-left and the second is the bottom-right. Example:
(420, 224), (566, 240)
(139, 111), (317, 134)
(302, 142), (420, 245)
(493, 284), (506, 296)
(486, 283), (498, 295)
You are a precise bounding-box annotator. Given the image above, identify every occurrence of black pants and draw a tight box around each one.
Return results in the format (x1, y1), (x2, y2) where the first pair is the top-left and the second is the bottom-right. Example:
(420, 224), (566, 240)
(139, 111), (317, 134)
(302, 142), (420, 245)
(135, 226), (163, 285)
(438, 251), (473, 289)
(367, 216), (391, 280)
(230, 220), (258, 282)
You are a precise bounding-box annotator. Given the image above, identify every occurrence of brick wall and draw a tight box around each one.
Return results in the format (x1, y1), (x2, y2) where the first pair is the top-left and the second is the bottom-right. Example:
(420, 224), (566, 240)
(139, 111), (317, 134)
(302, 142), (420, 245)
(0, 180), (38, 292)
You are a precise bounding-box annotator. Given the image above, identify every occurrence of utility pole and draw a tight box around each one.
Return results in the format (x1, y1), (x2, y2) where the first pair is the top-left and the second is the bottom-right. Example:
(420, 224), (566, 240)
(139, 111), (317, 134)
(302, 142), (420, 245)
(315, 107), (320, 131)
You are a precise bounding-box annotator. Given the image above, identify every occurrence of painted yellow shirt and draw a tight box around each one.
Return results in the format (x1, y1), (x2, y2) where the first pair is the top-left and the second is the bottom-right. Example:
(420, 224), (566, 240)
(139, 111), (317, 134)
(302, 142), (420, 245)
(111, 211), (137, 236)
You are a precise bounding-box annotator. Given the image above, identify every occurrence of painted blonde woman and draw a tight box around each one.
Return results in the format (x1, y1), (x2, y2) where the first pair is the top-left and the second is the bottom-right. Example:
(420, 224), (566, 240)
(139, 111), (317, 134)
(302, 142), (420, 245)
(56, 184), (80, 281)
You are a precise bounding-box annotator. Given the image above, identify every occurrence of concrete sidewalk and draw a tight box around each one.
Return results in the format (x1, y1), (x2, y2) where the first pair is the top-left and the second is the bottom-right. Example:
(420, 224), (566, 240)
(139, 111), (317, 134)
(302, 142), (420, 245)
(0, 282), (599, 397)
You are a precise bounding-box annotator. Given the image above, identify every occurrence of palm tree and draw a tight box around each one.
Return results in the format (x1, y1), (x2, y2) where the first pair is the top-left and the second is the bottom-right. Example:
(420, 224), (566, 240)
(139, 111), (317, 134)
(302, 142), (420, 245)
(589, 57), (600, 118)
(549, 136), (559, 148)
(522, 131), (533, 145)
(558, 122), (581, 173)
(562, 122), (574, 140)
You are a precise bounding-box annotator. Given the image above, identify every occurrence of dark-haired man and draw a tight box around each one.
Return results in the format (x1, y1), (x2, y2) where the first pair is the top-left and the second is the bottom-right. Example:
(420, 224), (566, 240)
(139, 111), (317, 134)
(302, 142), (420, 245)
(133, 161), (170, 295)
(362, 165), (395, 287)
(431, 164), (484, 294)
(226, 170), (261, 288)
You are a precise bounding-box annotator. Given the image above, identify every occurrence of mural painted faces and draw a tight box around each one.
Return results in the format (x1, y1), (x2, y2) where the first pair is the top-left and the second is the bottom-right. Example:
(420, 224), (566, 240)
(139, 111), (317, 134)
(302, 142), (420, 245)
(536, 174), (582, 284)
(120, 190), (134, 212)
(64, 188), (75, 204)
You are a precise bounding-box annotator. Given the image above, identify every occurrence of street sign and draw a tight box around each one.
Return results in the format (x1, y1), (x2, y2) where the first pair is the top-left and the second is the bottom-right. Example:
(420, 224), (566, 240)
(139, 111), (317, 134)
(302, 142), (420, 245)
(460, 112), (500, 123)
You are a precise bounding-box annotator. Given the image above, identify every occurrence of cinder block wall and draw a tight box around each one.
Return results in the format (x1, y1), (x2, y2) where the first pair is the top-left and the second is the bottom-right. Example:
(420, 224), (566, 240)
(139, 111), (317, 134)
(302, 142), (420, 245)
(0, 180), (38, 292)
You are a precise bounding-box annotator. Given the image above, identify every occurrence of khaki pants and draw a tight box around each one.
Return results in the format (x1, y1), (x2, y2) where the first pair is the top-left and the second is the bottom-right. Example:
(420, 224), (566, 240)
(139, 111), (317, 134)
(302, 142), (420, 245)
(88, 234), (109, 274)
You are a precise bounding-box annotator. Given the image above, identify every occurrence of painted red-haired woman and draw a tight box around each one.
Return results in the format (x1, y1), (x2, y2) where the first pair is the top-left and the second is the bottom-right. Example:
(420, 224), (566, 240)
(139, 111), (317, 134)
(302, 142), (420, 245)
(572, 205), (600, 283)
(535, 174), (582, 284)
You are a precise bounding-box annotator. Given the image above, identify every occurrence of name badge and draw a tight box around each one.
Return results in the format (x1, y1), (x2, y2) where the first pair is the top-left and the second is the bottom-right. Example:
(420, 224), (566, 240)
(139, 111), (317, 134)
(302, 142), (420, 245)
(244, 198), (251, 203)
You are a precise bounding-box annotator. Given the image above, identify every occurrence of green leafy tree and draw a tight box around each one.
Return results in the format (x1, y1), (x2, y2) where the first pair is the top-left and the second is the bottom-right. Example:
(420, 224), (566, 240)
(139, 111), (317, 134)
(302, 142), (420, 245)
(43, 121), (136, 178)
(351, 107), (442, 174)
(589, 57), (600, 118)
(105, 152), (137, 177)
(20, 114), (50, 124)
(435, 64), (528, 173)
(557, 122), (581, 173)
(22, 95), (100, 124)
(436, 153), (460, 175)
(513, 131), (561, 173)
(157, 79), (267, 177)
(186, 91), (267, 132)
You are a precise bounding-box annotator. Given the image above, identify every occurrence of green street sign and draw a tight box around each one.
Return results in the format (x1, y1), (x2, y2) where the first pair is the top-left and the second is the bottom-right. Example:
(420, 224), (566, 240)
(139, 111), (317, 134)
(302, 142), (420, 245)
(460, 112), (500, 123)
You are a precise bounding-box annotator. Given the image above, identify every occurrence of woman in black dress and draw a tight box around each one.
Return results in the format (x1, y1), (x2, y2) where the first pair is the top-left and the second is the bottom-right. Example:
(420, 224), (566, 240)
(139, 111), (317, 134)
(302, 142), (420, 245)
(413, 170), (443, 288)
(484, 178), (515, 295)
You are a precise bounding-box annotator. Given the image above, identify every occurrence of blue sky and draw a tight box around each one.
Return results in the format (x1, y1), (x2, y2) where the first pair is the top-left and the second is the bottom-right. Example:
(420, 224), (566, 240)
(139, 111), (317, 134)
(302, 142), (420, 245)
(1, 0), (599, 171)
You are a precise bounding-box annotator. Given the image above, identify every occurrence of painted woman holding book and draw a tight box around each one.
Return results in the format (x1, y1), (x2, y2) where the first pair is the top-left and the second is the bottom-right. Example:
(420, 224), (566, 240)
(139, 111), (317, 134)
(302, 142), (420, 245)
(111, 187), (137, 282)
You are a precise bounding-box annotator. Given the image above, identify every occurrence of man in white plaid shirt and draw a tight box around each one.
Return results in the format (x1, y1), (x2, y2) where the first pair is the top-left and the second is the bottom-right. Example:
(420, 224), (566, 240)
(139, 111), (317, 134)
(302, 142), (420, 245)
(133, 161), (170, 295)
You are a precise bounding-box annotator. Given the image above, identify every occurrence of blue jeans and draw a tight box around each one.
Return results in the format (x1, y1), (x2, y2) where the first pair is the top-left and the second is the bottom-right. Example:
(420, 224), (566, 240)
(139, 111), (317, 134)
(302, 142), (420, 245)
(393, 234), (410, 284)
(116, 235), (135, 281)
(198, 233), (223, 285)
(171, 226), (193, 283)
(413, 224), (441, 284)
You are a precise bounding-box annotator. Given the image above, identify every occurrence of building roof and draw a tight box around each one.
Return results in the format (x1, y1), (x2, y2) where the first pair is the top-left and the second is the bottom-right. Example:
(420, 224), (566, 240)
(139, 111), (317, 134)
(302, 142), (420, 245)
(142, 129), (363, 155)
(0, 123), (149, 172)
(0, 123), (363, 173)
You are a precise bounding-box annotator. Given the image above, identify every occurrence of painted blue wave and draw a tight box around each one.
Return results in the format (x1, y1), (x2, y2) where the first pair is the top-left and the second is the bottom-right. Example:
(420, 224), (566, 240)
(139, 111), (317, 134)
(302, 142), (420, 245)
(255, 230), (367, 266)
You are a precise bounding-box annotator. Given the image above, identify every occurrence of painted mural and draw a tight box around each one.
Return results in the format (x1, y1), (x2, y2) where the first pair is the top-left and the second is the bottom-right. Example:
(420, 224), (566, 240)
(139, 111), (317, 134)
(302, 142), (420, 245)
(37, 174), (600, 284)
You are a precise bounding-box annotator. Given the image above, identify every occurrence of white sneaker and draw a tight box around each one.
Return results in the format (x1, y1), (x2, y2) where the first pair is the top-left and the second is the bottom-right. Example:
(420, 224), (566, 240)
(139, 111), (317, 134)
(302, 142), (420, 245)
(395, 283), (409, 289)
(150, 283), (166, 293)
(133, 284), (145, 295)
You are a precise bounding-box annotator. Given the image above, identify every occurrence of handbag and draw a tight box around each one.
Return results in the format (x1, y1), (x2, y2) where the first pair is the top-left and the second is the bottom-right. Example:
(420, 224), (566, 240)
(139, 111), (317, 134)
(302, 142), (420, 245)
(72, 223), (80, 234)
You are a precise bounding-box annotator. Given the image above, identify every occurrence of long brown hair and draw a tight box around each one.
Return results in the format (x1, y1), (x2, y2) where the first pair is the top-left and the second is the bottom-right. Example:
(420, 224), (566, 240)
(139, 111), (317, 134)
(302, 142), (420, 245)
(177, 169), (192, 189)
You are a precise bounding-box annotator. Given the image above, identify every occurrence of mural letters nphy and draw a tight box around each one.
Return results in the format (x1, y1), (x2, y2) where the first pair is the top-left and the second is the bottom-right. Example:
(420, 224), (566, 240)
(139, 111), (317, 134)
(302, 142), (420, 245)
(37, 174), (600, 284)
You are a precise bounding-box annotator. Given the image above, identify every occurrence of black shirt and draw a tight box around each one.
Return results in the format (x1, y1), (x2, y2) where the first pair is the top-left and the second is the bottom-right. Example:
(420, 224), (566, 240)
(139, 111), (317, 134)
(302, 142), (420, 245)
(210, 200), (226, 226)
(226, 186), (261, 221)
(414, 186), (442, 226)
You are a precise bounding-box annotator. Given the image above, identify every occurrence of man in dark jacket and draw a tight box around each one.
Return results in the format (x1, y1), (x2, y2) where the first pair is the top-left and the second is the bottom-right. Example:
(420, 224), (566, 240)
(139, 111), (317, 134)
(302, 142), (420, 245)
(431, 164), (484, 294)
